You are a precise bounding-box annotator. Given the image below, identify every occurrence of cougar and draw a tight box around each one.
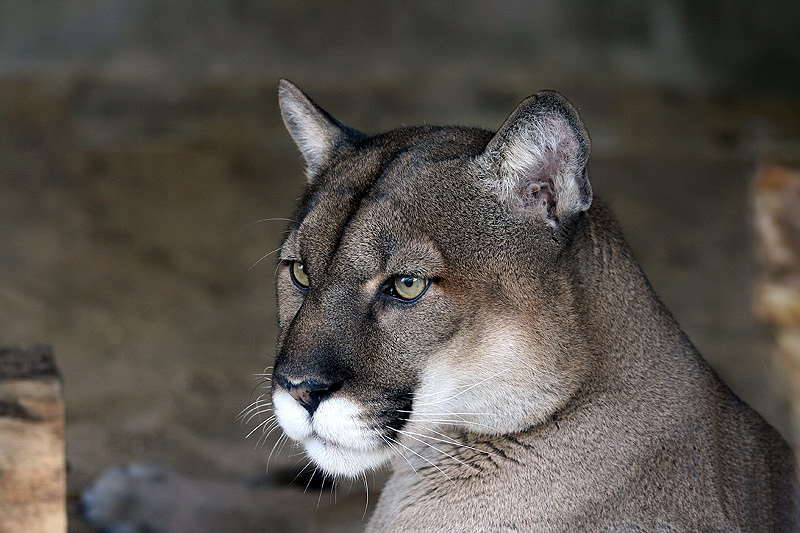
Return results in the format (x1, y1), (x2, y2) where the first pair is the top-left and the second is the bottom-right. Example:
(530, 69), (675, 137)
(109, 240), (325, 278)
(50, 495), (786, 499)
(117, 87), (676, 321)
(270, 79), (797, 531)
(82, 81), (796, 533)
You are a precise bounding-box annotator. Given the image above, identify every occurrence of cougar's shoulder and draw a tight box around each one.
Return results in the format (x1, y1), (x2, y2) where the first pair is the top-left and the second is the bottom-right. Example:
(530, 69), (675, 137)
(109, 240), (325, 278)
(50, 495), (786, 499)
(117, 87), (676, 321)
(269, 80), (797, 531)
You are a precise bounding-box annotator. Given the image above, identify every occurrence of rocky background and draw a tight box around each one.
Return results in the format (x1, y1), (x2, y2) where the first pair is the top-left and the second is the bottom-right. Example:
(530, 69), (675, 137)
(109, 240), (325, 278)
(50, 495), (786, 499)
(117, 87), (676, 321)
(1, 1), (799, 531)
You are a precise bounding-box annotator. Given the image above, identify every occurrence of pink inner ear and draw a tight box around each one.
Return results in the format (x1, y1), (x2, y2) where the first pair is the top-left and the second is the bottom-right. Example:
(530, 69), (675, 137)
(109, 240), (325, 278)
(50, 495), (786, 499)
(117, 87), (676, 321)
(514, 156), (560, 223)
(484, 105), (591, 225)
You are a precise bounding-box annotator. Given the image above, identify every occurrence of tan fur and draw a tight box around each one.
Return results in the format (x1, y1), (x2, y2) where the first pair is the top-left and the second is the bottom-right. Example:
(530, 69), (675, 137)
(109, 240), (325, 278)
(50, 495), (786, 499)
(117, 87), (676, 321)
(272, 80), (797, 531)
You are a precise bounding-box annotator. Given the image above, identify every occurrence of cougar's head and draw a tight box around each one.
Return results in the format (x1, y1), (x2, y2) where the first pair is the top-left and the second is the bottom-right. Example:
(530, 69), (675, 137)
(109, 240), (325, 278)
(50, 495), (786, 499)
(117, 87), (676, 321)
(270, 80), (593, 478)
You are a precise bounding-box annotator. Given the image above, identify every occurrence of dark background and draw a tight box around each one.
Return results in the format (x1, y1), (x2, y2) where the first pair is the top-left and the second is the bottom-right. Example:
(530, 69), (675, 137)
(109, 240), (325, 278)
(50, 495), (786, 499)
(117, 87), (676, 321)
(1, 1), (798, 530)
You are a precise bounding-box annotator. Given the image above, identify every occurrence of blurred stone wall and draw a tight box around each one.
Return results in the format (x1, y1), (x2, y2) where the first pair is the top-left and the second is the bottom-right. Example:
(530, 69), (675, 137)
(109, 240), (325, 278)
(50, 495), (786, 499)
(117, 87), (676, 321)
(1, 0), (798, 91)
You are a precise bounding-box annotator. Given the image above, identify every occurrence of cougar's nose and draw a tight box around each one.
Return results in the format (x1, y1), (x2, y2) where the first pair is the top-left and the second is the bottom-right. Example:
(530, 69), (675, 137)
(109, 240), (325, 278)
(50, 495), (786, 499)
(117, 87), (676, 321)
(275, 375), (341, 416)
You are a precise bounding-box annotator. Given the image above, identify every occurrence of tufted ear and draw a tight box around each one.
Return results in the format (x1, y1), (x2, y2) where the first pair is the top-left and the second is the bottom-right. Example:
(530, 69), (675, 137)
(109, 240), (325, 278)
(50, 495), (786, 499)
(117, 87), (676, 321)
(278, 79), (365, 182)
(478, 90), (592, 228)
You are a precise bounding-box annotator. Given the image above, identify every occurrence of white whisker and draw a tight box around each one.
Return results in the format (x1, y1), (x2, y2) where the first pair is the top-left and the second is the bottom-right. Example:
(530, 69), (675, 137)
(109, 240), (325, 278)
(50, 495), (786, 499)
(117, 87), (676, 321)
(244, 416), (272, 439)
(401, 427), (498, 458)
(377, 431), (417, 474)
(317, 473), (327, 508)
(244, 407), (274, 425)
(361, 471), (369, 520)
(304, 467), (318, 494)
(400, 416), (498, 432)
(251, 217), (296, 225)
(383, 434), (454, 484)
(249, 247), (282, 271)
(246, 409), (274, 427)
(414, 368), (512, 407)
(237, 394), (270, 418)
(267, 433), (288, 471)
(257, 420), (282, 448)
(291, 459), (314, 486)
(252, 365), (274, 376)
(239, 400), (273, 421)
(246, 416), (277, 439)
(410, 371), (509, 400)
(288, 448), (307, 459)
(256, 424), (282, 449)
(410, 382), (477, 400)
(398, 410), (497, 417)
(391, 427), (478, 472)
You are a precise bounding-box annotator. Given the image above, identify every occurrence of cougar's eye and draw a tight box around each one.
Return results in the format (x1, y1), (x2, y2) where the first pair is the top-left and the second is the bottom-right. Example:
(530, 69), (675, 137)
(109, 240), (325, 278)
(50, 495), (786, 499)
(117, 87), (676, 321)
(290, 261), (309, 289)
(392, 275), (427, 301)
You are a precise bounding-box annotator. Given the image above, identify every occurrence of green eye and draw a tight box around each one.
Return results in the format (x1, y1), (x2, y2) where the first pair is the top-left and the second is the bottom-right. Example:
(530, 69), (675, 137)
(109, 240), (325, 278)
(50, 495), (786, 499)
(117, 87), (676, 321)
(290, 261), (309, 289)
(392, 275), (427, 301)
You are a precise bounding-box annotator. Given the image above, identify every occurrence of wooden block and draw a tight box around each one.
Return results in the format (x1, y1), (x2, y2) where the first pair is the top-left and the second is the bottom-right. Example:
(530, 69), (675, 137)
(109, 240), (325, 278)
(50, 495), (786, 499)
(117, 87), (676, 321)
(755, 281), (800, 327)
(753, 163), (800, 279)
(754, 163), (800, 449)
(0, 346), (66, 533)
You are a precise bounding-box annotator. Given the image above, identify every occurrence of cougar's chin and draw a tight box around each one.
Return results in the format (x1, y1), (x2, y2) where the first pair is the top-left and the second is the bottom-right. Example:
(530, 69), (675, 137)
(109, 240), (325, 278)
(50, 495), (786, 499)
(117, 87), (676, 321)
(273, 391), (394, 478)
(304, 435), (393, 478)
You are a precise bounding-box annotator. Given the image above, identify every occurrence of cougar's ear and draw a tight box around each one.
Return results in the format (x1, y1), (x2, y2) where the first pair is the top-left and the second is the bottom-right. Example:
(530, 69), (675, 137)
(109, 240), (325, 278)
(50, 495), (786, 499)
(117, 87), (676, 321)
(478, 90), (592, 228)
(278, 79), (365, 181)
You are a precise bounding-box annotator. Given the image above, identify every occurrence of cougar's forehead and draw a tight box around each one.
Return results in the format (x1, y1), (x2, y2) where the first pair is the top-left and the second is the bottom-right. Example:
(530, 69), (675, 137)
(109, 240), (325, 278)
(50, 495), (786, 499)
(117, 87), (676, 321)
(284, 127), (494, 276)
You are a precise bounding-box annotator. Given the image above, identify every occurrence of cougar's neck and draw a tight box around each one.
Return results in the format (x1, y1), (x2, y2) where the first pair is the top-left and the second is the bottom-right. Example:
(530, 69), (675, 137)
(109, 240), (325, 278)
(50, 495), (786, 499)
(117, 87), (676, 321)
(565, 199), (700, 384)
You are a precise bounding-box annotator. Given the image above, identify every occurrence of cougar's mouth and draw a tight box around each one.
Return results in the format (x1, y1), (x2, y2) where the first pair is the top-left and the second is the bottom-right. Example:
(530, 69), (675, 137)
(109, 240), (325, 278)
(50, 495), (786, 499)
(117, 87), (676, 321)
(305, 431), (376, 454)
(303, 434), (393, 478)
(273, 389), (397, 478)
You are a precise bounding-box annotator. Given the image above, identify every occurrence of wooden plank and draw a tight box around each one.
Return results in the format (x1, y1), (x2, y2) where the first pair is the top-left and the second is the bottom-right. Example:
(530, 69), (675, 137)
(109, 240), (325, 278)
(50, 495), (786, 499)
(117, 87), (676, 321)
(753, 163), (800, 450)
(0, 346), (66, 533)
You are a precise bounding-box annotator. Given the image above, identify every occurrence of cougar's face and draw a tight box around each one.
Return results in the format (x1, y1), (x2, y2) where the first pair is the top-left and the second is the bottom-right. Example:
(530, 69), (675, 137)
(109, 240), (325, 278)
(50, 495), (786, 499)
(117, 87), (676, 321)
(269, 82), (592, 479)
(271, 135), (474, 478)
(270, 129), (575, 478)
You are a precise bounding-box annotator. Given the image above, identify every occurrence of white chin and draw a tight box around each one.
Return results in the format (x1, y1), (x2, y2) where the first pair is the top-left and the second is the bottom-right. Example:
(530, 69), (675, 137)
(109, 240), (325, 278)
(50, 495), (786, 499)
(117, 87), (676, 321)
(304, 437), (392, 478)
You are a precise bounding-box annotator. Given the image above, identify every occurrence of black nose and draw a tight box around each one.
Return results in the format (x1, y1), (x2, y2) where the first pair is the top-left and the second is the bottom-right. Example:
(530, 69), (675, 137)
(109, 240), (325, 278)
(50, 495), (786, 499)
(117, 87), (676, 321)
(275, 375), (341, 415)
